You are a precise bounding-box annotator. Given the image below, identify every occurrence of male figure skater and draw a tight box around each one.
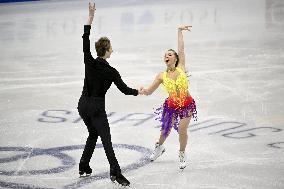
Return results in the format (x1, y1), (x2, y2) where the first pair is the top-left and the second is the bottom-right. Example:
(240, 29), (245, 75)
(77, 2), (142, 186)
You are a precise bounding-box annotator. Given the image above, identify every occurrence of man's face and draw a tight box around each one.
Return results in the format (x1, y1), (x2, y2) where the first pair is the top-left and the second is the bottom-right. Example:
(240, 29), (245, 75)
(106, 45), (113, 58)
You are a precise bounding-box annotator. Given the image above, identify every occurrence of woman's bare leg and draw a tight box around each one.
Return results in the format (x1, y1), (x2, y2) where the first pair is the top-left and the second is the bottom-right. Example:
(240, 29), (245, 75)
(178, 115), (192, 151)
(158, 116), (175, 145)
(158, 129), (171, 145)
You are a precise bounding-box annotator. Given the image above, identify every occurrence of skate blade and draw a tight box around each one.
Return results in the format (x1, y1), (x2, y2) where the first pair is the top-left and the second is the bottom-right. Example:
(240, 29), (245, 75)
(150, 149), (165, 162)
(179, 166), (186, 171)
(111, 180), (130, 188)
(111, 176), (130, 187)
(79, 173), (91, 178)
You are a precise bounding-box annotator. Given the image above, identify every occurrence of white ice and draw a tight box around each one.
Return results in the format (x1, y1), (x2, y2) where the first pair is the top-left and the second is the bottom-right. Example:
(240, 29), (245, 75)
(0, 0), (283, 188)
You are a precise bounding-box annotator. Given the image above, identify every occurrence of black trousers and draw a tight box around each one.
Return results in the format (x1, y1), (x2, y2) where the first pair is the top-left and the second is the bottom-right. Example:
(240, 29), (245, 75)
(78, 96), (121, 173)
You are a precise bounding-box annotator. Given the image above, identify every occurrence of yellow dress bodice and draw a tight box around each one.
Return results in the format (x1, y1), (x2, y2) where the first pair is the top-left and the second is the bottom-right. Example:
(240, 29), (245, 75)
(162, 67), (189, 100)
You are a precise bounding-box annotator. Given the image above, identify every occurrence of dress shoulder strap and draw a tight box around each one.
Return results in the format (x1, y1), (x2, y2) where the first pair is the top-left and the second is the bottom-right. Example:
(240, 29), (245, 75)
(176, 67), (185, 74)
(175, 67), (181, 72)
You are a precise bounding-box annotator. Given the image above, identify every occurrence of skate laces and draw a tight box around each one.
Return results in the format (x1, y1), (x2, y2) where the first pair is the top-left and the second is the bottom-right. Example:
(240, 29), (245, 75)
(154, 142), (164, 152)
(155, 142), (160, 148)
(179, 151), (186, 162)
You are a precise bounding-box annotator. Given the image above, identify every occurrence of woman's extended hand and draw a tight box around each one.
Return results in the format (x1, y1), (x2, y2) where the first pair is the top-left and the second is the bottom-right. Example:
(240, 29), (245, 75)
(138, 87), (145, 95)
(178, 25), (192, 31)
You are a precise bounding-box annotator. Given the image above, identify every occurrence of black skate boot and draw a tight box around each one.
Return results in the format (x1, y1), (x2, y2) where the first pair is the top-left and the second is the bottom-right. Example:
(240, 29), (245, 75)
(79, 163), (92, 177)
(110, 169), (130, 186)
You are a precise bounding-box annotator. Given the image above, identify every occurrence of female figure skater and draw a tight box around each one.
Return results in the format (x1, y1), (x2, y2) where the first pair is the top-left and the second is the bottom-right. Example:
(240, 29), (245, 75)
(77, 2), (142, 186)
(141, 25), (197, 169)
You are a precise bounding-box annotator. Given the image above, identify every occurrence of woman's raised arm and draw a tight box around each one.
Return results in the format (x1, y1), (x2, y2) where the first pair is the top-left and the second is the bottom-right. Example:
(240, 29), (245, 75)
(177, 25), (192, 70)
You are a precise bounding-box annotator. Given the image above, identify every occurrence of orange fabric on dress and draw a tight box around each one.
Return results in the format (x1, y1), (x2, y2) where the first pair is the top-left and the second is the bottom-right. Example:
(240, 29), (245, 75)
(162, 67), (191, 109)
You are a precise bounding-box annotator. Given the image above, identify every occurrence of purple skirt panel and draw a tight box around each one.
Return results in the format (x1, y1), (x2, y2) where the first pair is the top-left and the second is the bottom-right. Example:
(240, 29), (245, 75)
(154, 98), (197, 138)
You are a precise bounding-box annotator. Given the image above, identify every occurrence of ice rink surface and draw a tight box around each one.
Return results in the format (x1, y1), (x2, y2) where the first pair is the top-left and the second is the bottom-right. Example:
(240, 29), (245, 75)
(0, 0), (284, 188)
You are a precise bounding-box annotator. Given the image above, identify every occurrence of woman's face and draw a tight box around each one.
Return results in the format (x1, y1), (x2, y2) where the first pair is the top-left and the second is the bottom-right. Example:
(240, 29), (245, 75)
(164, 50), (176, 67)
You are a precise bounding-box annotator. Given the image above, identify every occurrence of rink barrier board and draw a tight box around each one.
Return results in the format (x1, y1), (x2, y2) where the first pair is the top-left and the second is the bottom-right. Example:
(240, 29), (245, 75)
(0, 0), (40, 3)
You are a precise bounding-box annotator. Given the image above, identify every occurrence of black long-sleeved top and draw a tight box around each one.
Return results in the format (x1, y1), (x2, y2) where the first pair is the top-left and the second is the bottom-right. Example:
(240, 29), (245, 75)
(81, 25), (138, 98)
